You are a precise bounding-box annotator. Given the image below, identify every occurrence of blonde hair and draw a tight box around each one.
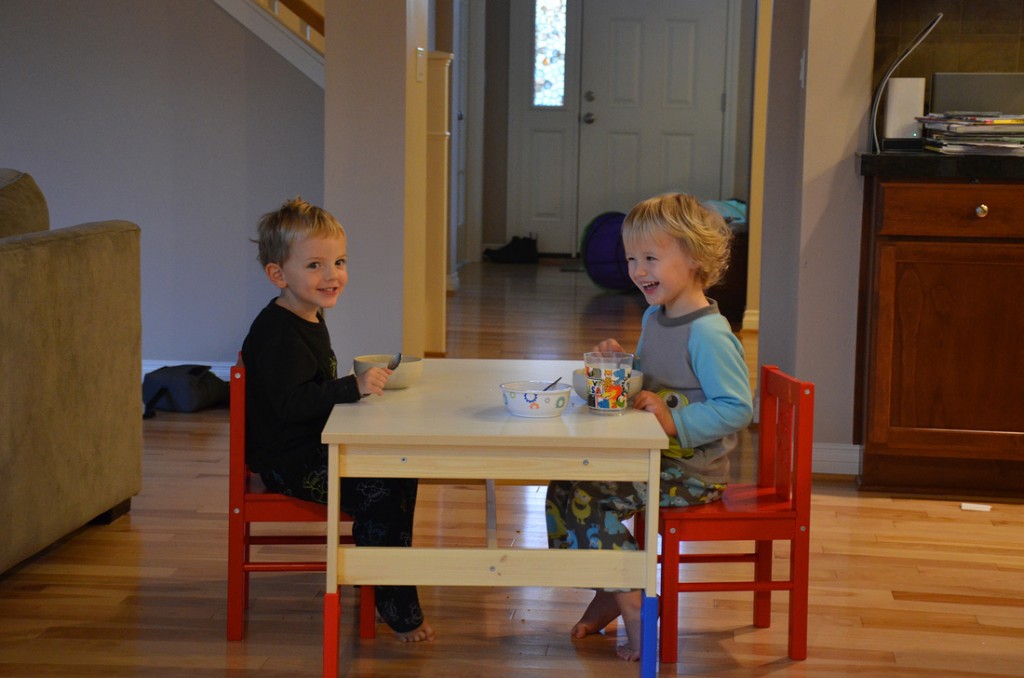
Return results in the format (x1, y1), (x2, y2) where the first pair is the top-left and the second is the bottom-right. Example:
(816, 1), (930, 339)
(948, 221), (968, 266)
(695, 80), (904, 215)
(255, 197), (346, 266)
(622, 193), (732, 289)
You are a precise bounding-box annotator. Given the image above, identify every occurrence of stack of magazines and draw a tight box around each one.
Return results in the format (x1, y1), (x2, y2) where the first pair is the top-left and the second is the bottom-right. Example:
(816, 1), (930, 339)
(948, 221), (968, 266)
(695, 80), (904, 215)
(918, 114), (1024, 156)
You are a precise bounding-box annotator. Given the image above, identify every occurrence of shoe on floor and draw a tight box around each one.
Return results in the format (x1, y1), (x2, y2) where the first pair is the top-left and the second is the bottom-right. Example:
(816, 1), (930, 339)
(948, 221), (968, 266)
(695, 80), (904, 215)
(483, 234), (538, 264)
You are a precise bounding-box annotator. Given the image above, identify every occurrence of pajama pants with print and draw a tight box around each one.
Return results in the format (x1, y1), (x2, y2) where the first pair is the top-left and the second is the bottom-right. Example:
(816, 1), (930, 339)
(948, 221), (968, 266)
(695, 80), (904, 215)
(546, 457), (726, 553)
(260, 443), (425, 634)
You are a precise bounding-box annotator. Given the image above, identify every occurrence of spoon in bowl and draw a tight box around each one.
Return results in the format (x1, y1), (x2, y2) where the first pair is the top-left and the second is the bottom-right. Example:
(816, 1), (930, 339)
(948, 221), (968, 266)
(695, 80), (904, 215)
(542, 376), (562, 391)
(387, 352), (402, 371)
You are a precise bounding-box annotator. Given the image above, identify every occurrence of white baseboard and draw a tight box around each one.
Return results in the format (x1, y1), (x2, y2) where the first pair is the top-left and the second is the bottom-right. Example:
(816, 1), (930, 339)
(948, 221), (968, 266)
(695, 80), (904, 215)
(742, 309), (759, 332)
(142, 360), (234, 382)
(813, 443), (861, 476)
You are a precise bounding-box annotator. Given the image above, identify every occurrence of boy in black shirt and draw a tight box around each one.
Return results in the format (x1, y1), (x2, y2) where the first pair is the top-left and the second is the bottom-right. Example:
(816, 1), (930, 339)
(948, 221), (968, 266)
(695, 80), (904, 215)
(241, 197), (433, 642)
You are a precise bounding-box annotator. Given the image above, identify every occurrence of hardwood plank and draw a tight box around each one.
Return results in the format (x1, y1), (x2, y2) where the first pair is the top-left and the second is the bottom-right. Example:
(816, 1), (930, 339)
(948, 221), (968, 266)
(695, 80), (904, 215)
(2, 262), (1024, 676)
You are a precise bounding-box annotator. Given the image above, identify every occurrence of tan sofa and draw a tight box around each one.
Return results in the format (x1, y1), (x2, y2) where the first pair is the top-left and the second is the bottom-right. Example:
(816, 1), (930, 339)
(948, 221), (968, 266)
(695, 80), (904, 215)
(0, 169), (142, 575)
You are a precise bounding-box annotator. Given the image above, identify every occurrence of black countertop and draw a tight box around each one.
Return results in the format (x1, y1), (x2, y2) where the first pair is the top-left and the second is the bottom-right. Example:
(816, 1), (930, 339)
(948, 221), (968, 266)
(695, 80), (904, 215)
(858, 152), (1024, 180)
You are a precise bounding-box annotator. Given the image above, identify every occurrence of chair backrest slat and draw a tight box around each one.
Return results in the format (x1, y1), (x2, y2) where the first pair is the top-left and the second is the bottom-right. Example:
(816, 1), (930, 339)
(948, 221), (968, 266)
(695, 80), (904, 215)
(776, 399), (794, 500)
(757, 367), (779, 491)
(228, 360), (247, 510)
(758, 365), (815, 508)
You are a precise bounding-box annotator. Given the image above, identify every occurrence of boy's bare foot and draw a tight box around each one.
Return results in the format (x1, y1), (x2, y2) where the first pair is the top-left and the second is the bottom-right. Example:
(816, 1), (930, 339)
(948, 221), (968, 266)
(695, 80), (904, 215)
(570, 590), (621, 638)
(613, 590), (642, 662)
(395, 622), (435, 643)
(616, 642), (641, 662)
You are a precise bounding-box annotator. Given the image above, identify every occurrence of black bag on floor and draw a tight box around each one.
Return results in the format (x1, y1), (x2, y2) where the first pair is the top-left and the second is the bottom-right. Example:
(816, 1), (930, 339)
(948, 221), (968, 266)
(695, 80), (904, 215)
(142, 364), (229, 418)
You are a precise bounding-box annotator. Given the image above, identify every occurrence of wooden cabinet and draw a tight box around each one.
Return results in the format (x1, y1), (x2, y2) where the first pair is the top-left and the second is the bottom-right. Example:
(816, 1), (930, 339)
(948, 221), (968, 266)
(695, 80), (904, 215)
(858, 175), (1024, 495)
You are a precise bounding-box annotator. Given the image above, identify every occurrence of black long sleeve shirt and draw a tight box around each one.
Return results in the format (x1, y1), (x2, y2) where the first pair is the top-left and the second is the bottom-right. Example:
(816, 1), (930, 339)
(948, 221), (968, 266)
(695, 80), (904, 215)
(240, 299), (361, 473)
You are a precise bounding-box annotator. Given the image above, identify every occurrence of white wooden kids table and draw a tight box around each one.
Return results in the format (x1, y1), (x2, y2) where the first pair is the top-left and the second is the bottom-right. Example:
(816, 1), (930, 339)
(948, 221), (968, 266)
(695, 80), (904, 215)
(321, 358), (666, 676)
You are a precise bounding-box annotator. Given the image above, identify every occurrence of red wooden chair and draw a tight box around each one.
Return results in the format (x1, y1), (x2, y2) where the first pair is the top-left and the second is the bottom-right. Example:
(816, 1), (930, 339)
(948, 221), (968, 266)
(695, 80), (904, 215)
(226, 360), (375, 641)
(637, 364), (814, 663)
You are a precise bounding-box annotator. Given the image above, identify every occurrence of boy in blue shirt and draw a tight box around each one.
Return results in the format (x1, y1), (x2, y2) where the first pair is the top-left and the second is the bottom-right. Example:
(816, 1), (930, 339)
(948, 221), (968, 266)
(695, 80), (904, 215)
(547, 193), (752, 660)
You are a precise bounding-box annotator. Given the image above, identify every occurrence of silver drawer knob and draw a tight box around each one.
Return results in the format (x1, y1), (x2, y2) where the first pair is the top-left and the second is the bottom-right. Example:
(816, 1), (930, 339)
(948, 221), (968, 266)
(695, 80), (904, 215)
(975, 204), (989, 218)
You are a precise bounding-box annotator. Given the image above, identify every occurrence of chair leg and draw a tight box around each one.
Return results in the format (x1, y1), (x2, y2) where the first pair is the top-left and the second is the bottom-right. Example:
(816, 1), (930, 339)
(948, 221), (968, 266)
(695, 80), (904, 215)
(242, 523), (251, 611)
(358, 586), (376, 639)
(753, 539), (773, 628)
(227, 514), (244, 641)
(323, 591), (340, 677)
(659, 522), (681, 664)
(788, 531), (810, 660)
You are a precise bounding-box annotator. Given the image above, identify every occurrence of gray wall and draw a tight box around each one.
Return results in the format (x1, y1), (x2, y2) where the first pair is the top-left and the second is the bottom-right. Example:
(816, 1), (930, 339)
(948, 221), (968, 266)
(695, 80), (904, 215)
(757, 1), (808, 376)
(0, 0), (325, 365)
(323, 0), (411, 365)
(758, 0), (874, 461)
(482, 0), (510, 247)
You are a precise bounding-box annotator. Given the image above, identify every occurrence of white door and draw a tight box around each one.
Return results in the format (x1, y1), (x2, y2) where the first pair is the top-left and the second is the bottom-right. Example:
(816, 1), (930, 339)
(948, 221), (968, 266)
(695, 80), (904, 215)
(506, 0), (583, 254)
(576, 0), (729, 231)
(507, 0), (732, 255)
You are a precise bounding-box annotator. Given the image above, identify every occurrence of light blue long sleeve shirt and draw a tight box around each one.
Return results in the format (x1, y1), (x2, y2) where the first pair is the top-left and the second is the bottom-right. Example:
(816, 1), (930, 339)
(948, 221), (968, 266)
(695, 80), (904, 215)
(635, 302), (753, 483)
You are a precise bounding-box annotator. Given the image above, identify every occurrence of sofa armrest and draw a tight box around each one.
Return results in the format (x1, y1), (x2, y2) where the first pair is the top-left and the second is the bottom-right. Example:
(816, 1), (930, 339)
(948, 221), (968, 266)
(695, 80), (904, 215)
(0, 170), (49, 238)
(0, 220), (142, 574)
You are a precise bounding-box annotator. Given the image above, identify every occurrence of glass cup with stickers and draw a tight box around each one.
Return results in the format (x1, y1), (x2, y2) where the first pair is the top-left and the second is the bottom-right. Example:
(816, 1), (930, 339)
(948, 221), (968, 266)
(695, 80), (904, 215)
(583, 351), (634, 414)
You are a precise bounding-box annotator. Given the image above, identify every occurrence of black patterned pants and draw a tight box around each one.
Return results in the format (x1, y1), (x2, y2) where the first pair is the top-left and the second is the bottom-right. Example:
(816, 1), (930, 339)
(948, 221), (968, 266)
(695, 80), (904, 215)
(260, 444), (424, 633)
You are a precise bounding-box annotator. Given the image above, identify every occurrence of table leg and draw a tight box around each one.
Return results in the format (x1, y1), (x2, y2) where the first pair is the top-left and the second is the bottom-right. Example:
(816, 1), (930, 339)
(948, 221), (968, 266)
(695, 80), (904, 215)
(640, 594), (658, 677)
(325, 444), (340, 677)
(323, 591), (339, 677)
(640, 445), (660, 676)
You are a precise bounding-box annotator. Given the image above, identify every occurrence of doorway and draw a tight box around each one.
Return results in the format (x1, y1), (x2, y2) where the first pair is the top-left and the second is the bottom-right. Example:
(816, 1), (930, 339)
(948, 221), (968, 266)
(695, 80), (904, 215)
(505, 0), (743, 255)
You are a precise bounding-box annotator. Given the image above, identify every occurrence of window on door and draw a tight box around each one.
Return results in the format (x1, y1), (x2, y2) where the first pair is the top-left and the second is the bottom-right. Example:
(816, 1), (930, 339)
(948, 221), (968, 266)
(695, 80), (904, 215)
(533, 0), (567, 107)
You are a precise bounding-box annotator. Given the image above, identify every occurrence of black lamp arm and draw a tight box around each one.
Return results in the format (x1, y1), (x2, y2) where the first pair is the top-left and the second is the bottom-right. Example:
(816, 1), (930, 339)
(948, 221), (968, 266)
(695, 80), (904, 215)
(869, 13), (943, 153)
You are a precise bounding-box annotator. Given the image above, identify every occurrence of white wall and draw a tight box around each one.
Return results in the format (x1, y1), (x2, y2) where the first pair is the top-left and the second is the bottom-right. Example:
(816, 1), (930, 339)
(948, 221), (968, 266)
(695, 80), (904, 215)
(0, 0), (325, 367)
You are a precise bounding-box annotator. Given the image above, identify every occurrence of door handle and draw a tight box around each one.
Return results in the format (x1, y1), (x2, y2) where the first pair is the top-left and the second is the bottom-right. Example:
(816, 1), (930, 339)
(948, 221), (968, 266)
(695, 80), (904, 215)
(582, 112), (596, 124)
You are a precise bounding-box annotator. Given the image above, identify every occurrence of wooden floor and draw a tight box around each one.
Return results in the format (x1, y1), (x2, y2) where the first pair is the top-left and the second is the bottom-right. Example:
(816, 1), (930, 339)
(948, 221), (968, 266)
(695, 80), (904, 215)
(2, 261), (1024, 676)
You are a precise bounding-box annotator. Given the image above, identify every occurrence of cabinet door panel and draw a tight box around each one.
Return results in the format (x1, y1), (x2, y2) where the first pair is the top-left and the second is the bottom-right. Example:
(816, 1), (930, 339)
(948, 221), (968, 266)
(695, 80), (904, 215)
(869, 241), (1024, 450)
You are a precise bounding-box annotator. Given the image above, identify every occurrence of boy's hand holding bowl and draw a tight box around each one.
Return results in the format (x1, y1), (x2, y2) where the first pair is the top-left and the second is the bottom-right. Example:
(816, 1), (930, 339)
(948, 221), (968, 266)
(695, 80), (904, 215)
(353, 354), (424, 390)
(355, 366), (390, 396)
